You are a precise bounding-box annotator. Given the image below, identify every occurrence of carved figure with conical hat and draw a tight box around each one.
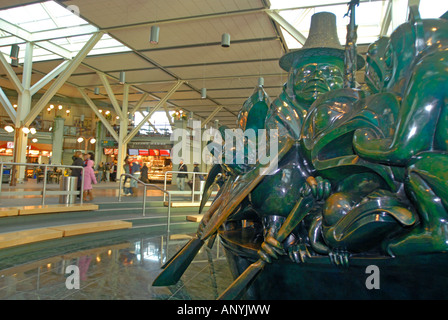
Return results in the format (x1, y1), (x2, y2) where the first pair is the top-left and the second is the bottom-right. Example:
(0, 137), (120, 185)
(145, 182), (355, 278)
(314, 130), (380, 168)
(151, 11), (362, 288)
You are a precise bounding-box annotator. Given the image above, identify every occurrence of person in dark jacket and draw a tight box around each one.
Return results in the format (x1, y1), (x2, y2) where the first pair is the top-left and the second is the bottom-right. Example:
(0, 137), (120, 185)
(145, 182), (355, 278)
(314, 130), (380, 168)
(177, 159), (188, 191)
(71, 151), (84, 198)
(141, 163), (149, 183)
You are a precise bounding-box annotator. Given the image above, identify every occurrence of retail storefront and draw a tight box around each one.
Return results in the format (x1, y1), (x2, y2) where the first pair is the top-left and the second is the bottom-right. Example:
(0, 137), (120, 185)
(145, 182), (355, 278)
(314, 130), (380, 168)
(128, 148), (172, 183)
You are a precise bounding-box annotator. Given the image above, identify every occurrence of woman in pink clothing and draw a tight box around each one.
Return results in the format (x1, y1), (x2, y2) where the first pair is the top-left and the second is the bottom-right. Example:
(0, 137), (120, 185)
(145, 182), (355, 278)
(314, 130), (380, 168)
(83, 159), (97, 201)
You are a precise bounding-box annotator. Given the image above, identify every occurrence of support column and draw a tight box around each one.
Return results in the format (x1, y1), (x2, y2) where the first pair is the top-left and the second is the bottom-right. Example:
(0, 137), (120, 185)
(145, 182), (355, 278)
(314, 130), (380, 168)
(116, 84), (129, 180)
(95, 121), (105, 165)
(51, 116), (65, 165)
(116, 116), (128, 180)
(13, 42), (33, 182)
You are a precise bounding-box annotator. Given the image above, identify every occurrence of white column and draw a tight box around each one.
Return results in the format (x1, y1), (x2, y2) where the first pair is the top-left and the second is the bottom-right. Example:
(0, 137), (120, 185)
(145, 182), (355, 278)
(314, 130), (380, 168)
(14, 42), (33, 181)
(51, 116), (65, 165)
(116, 84), (129, 180)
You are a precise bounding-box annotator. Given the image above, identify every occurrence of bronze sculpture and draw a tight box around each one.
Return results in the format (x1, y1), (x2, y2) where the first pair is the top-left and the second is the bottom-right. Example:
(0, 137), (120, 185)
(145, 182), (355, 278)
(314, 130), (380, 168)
(154, 6), (448, 300)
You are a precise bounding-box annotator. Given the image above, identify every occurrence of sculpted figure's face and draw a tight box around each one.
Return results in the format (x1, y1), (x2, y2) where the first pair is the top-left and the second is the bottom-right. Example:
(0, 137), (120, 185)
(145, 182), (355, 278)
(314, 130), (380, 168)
(292, 63), (343, 104)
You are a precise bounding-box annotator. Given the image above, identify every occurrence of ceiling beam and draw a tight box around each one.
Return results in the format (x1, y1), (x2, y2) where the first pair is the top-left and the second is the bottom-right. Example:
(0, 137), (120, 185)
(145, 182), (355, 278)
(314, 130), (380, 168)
(124, 80), (184, 144)
(78, 87), (119, 141)
(24, 32), (104, 126)
(0, 87), (16, 123)
(266, 10), (306, 45)
(0, 53), (24, 93)
(129, 92), (149, 116)
(379, 0), (393, 37)
(201, 106), (223, 128)
(98, 72), (124, 118)
(30, 60), (69, 96)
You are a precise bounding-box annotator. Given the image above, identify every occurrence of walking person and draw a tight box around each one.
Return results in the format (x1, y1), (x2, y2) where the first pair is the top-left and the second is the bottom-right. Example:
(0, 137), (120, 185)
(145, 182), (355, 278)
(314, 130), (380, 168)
(177, 159), (188, 191)
(82, 159), (97, 201)
(111, 161), (117, 182)
(105, 162), (111, 182)
(123, 157), (132, 196)
(193, 162), (204, 189)
(131, 160), (141, 197)
(141, 163), (149, 183)
(70, 151), (84, 199)
(96, 162), (104, 183)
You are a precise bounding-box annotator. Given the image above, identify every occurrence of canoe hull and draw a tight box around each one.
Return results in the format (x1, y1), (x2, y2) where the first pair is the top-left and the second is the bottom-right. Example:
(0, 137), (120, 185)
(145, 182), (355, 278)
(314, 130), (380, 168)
(219, 224), (448, 300)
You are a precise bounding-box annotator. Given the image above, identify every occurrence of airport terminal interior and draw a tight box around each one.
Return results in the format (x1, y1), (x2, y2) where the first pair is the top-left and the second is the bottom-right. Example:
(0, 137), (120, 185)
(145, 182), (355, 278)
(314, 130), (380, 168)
(0, 0), (447, 300)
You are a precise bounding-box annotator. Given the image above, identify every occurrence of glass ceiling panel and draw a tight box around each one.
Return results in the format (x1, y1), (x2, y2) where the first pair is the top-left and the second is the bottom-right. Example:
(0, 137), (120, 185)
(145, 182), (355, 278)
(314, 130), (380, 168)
(0, 0), (131, 63)
(270, 0), (447, 50)
(419, 1), (448, 19)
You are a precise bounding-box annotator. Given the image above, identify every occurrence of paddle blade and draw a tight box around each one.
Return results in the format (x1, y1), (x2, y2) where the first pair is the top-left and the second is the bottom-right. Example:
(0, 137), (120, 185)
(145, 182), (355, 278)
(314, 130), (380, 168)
(199, 164), (222, 214)
(160, 237), (193, 269)
(152, 238), (204, 286)
(218, 260), (265, 300)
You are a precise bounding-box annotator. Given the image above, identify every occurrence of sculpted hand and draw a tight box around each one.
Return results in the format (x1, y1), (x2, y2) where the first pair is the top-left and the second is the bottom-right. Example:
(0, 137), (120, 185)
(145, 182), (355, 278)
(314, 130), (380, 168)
(301, 176), (331, 201)
(257, 235), (286, 264)
(288, 242), (311, 264)
(329, 248), (350, 267)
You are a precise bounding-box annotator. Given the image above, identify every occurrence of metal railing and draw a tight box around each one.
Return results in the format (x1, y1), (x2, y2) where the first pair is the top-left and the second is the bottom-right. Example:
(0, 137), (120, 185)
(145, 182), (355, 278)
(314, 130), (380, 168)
(118, 173), (172, 232)
(163, 170), (217, 203)
(0, 162), (85, 206)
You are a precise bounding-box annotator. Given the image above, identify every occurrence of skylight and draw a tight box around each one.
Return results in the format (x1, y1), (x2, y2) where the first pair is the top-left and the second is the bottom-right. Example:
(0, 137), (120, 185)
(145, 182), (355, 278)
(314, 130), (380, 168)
(0, 1), (131, 63)
(270, 0), (448, 49)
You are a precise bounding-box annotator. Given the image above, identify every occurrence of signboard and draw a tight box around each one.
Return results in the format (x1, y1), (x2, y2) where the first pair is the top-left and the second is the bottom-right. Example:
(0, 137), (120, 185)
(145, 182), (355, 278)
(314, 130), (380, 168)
(149, 149), (160, 156)
(101, 140), (115, 147)
(160, 149), (170, 157)
(104, 148), (119, 155)
(139, 149), (149, 156)
(7, 142), (14, 149)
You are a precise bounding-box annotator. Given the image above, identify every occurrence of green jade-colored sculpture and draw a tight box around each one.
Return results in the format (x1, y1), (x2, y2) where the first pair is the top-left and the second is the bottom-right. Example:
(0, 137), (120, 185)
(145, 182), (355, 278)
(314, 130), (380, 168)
(154, 7), (448, 300)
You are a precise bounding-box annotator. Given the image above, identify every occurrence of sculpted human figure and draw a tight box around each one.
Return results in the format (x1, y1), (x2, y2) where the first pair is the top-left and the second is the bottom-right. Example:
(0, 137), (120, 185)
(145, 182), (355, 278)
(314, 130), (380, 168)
(247, 12), (365, 263)
(152, 13), (362, 288)
(201, 12), (352, 264)
(198, 12), (358, 264)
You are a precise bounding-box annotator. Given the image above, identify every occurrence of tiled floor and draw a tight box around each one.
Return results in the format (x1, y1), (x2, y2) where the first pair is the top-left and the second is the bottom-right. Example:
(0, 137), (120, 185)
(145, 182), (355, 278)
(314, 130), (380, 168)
(0, 232), (233, 300)
(0, 179), (232, 300)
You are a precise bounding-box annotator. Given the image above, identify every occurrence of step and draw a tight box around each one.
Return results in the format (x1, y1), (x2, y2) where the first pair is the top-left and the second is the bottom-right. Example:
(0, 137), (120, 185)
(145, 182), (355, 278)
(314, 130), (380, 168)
(186, 214), (204, 222)
(18, 204), (98, 216)
(0, 206), (200, 234)
(164, 201), (212, 207)
(125, 214), (194, 227)
(0, 220), (132, 250)
(47, 220), (133, 237)
(0, 228), (64, 250)
(0, 207), (19, 218)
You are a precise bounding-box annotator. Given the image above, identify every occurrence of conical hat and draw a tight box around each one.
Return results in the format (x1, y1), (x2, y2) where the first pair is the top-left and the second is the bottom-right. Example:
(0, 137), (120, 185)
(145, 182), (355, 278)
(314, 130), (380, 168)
(279, 12), (365, 71)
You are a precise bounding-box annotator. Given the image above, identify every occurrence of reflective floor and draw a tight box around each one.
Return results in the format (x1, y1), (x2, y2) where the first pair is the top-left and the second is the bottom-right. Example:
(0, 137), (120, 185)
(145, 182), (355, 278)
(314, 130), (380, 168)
(0, 231), (233, 300)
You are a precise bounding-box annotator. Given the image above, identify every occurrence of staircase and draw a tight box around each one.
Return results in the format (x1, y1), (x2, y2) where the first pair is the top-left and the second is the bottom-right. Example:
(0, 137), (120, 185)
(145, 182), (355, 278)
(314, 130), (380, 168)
(0, 200), (203, 270)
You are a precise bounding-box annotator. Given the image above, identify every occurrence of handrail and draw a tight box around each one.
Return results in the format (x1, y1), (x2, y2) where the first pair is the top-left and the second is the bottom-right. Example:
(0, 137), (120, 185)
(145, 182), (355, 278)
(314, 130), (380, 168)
(163, 170), (208, 203)
(118, 173), (172, 232)
(0, 162), (85, 205)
